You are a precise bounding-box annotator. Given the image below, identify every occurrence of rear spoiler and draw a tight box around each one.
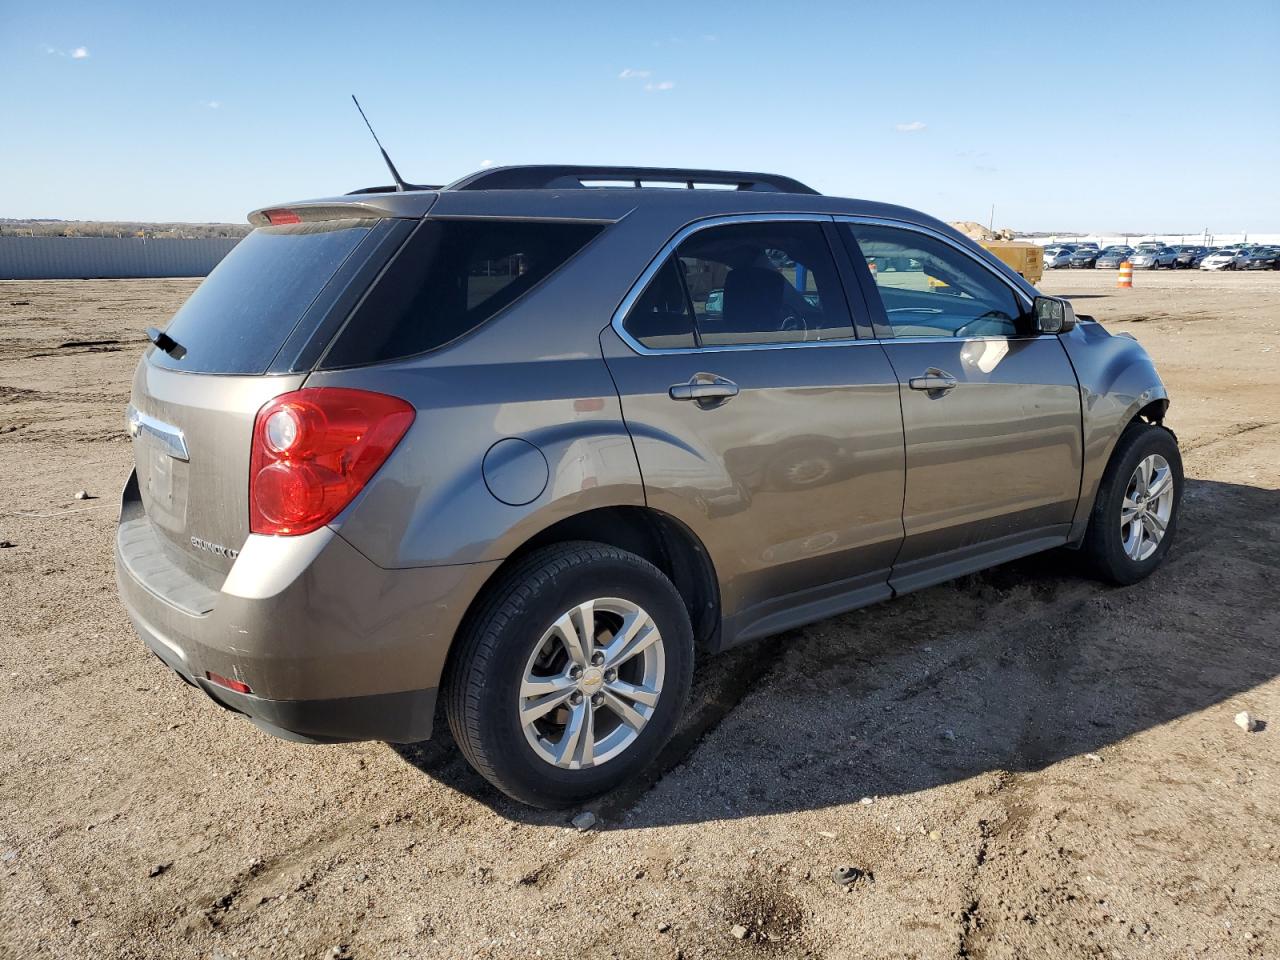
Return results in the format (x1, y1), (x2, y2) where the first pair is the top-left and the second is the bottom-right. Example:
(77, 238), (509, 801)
(247, 193), (437, 227)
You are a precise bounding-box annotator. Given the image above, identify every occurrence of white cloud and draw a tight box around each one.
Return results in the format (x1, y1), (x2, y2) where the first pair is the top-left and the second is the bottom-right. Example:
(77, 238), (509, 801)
(618, 68), (651, 79)
(644, 80), (675, 92)
(202, 100), (221, 109)
(895, 120), (927, 133)
(479, 159), (494, 168)
(42, 44), (90, 58)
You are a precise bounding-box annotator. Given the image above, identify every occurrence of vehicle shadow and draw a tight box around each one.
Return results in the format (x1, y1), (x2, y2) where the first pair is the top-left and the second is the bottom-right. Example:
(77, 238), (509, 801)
(391, 477), (1278, 829)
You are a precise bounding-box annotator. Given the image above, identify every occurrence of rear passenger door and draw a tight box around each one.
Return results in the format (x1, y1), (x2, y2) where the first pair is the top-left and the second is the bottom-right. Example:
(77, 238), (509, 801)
(838, 219), (1083, 593)
(600, 215), (905, 645)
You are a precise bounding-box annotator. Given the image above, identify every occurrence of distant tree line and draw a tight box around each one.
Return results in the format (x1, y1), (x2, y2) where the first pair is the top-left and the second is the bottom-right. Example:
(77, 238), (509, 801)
(0, 220), (251, 239)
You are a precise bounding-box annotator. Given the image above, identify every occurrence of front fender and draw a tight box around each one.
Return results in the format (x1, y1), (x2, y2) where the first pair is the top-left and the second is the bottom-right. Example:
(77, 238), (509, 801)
(1060, 321), (1169, 538)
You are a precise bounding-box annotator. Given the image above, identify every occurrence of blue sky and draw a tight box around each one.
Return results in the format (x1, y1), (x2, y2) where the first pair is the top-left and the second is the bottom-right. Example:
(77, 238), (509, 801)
(2, 1), (1277, 231)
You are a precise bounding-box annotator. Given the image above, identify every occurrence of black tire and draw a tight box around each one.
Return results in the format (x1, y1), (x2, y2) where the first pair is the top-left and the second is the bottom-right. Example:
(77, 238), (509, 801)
(1079, 421), (1183, 585)
(444, 541), (695, 808)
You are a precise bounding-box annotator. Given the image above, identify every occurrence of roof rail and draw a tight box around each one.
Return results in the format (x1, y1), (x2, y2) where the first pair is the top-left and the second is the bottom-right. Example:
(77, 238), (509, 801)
(443, 165), (819, 195)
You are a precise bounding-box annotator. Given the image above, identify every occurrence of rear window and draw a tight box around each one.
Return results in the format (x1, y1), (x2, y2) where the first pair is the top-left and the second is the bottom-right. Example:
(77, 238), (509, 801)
(319, 218), (603, 368)
(150, 219), (378, 374)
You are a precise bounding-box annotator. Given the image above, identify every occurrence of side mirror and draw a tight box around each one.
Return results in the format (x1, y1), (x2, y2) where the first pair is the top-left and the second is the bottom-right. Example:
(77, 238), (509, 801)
(1033, 295), (1076, 334)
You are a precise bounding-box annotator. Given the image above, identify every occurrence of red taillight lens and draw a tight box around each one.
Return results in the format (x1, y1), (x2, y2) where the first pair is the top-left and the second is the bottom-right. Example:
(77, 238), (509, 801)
(249, 388), (415, 536)
(262, 208), (301, 225)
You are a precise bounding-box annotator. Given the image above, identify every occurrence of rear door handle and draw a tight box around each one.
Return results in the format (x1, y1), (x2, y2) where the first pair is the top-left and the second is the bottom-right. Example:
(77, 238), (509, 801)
(908, 369), (958, 392)
(669, 376), (739, 403)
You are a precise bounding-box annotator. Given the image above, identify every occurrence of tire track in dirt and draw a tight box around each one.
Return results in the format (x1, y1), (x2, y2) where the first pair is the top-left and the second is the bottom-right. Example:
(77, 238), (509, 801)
(940, 430), (1280, 959)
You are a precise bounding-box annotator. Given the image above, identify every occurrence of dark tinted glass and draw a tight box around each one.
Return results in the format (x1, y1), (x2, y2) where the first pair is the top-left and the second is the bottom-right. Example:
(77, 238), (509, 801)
(151, 220), (376, 374)
(321, 218), (602, 367)
(677, 221), (853, 346)
(845, 224), (1028, 338)
(622, 257), (697, 349)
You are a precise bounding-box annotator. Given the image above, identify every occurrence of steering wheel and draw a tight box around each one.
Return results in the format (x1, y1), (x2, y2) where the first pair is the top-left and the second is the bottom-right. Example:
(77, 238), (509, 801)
(779, 312), (809, 339)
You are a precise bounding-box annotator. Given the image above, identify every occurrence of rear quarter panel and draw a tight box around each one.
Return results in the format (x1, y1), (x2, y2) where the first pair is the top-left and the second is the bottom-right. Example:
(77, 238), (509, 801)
(308, 356), (645, 569)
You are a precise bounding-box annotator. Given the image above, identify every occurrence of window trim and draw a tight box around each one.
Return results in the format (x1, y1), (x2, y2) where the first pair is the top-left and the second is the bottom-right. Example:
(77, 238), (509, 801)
(834, 216), (1044, 344)
(612, 213), (872, 355)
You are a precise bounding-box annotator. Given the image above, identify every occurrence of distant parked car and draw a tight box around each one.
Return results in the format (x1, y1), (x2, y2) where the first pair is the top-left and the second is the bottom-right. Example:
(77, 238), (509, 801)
(1069, 247), (1100, 268)
(1130, 246), (1177, 269)
(1242, 246), (1280, 270)
(1200, 249), (1247, 271)
(1044, 247), (1075, 269)
(1095, 246), (1135, 269)
(1173, 246), (1211, 269)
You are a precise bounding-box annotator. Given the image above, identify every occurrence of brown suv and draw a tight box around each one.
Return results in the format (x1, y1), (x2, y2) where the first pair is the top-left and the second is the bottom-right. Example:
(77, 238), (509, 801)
(116, 165), (1181, 807)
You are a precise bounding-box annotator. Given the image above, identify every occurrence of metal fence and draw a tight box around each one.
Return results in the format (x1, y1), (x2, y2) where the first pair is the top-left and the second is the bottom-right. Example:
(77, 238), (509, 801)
(0, 236), (240, 280)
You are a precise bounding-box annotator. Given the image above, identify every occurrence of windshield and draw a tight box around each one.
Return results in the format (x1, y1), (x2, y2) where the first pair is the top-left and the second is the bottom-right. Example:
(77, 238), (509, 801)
(151, 219), (379, 374)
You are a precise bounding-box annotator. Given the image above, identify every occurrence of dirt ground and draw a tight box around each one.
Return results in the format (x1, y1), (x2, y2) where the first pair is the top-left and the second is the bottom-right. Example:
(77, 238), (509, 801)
(1, 268), (1277, 960)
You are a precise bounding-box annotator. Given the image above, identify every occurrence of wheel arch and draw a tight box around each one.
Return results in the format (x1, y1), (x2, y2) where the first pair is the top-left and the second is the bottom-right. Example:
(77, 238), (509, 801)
(1069, 387), (1173, 543)
(443, 505), (722, 686)
(1061, 323), (1173, 543)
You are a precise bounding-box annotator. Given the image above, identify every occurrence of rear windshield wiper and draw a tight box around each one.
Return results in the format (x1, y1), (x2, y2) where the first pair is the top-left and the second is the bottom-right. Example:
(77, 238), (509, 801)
(145, 327), (187, 360)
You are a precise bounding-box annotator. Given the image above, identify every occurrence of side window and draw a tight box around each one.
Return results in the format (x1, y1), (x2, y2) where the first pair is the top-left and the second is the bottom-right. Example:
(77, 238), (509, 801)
(843, 224), (1028, 339)
(321, 219), (602, 368)
(677, 221), (853, 346)
(622, 257), (697, 349)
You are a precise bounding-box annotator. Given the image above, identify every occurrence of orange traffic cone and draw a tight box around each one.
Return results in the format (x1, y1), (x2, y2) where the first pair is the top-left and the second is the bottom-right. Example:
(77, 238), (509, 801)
(1117, 261), (1133, 289)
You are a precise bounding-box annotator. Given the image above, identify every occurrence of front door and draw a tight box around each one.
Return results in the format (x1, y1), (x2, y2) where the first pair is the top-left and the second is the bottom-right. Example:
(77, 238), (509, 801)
(602, 217), (905, 644)
(839, 220), (1083, 593)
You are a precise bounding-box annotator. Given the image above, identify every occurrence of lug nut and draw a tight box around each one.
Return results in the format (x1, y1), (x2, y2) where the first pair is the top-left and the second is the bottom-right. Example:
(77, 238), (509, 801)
(569, 691), (584, 705)
(591, 693), (604, 707)
(590, 651), (605, 667)
(569, 665), (583, 680)
(604, 669), (617, 683)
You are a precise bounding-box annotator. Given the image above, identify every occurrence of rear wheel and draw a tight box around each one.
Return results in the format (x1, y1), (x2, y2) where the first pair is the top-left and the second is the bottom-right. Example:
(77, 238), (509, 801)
(444, 542), (694, 808)
(1079, 422), (1182, 585)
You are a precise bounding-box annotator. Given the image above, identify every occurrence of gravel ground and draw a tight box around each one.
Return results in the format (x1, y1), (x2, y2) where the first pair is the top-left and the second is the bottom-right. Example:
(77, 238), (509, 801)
(0, 268), (1277, 959)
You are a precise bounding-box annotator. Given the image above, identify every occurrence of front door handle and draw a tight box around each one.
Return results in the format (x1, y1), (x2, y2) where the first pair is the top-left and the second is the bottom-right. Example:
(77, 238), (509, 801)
(908, 369), (958, 393)
(669, 375), (739, 404)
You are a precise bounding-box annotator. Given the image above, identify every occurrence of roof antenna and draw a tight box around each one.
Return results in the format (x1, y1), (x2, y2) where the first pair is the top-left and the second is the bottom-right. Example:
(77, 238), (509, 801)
(351, 95), (408, 192)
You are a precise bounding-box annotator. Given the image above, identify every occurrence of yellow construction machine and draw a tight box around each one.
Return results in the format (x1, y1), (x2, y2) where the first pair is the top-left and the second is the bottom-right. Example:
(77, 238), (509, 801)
(949, 221), (1044, 285)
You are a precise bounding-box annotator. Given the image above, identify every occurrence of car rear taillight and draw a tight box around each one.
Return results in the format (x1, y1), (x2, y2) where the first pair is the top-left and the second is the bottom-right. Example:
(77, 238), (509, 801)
(249, 388), (415, 536)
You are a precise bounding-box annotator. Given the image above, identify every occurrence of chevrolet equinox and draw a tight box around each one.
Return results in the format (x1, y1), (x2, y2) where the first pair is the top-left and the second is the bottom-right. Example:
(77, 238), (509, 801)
(116, 165), (1182, 807)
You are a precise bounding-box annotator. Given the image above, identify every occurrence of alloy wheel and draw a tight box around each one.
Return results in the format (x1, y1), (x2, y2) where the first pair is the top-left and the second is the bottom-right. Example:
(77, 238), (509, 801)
(1120, 453), (1175, 561)
(519, 598), (665, 769)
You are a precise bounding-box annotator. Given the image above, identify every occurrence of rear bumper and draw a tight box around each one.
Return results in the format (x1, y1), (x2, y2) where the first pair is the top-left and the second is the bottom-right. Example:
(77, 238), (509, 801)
(135, 611), (437, 743)
(114, 470), (501, 743)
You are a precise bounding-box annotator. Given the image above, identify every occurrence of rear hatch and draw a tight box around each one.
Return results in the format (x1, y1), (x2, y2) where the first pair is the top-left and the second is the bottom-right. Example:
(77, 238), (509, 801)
(124, 213), (416, 593)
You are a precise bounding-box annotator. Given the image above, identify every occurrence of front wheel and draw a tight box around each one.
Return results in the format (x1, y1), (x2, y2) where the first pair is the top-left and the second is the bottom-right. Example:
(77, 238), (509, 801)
(444, 542), (695, 808)
(1079, 422), (1182, 585)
